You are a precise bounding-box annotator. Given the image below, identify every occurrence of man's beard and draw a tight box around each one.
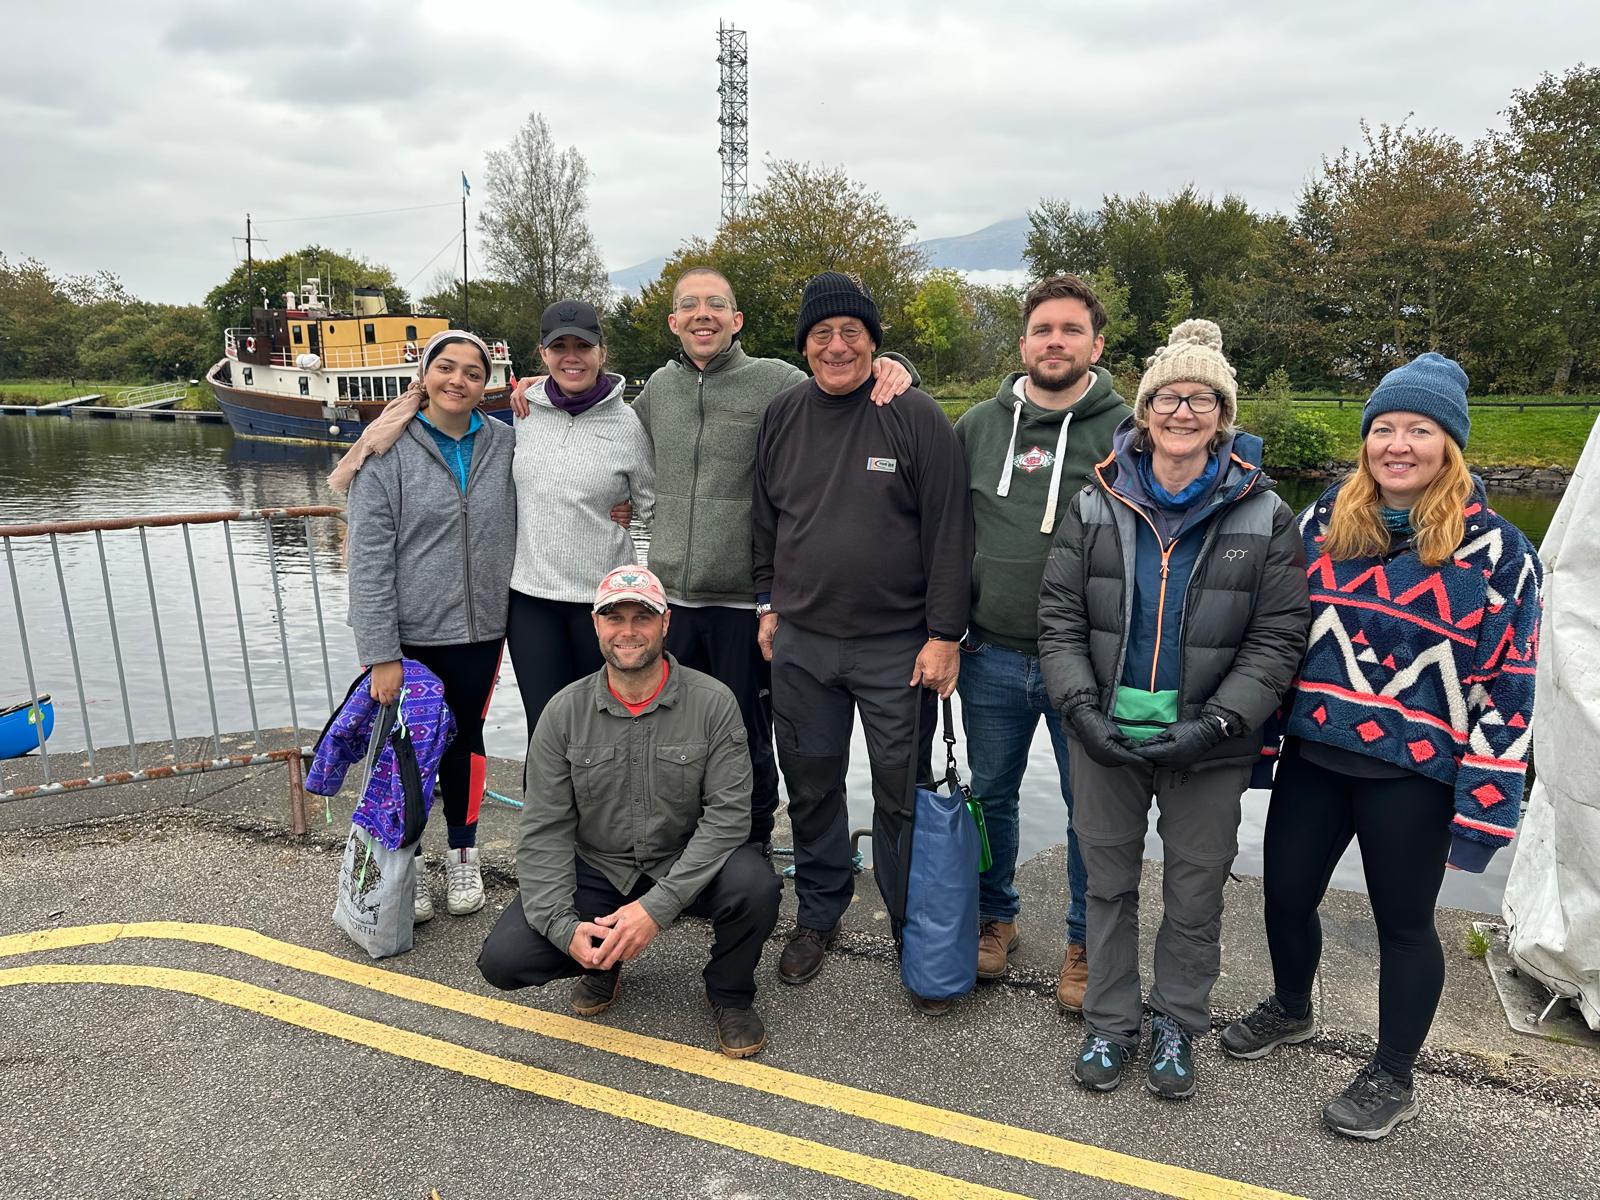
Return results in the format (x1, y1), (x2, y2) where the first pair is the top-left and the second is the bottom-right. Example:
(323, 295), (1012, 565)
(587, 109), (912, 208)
(603, 642), (664, 676)
(1027, 359), (1089, 395)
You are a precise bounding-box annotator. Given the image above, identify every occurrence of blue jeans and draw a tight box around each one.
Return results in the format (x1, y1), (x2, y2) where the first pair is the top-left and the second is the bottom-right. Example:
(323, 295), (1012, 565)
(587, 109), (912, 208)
(956, 639), (1087, 945)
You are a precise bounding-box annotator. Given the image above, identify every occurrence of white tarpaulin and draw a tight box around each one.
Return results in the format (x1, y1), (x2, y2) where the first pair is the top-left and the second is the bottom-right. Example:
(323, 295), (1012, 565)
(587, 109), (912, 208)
(1503, 417), (1600, 1030)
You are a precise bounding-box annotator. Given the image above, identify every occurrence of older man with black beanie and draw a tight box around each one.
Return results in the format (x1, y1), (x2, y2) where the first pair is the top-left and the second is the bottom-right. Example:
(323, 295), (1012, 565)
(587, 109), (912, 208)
(752, 272), (974, 1012)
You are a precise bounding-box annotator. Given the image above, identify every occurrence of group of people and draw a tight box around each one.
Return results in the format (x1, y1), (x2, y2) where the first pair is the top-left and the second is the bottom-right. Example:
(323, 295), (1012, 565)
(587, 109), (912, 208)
(334, 263), (1543, 1141)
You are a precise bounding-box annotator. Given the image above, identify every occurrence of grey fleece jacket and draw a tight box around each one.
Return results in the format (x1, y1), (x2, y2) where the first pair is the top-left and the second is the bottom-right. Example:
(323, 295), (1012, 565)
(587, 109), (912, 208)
(346, 416), (517, 664)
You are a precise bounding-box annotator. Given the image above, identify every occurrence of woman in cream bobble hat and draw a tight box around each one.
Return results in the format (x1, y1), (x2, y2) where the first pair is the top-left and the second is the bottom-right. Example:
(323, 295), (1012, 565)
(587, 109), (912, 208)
(1037, 319), (1311, 1099)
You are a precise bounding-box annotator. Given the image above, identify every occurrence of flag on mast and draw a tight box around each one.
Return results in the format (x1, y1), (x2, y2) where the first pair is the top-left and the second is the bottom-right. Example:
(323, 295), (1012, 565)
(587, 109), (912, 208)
(461, 172), (471, 196)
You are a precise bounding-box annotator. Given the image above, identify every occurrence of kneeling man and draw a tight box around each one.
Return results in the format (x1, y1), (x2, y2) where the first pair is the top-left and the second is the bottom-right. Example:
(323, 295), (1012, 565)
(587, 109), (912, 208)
(478, 565), (780, 1058)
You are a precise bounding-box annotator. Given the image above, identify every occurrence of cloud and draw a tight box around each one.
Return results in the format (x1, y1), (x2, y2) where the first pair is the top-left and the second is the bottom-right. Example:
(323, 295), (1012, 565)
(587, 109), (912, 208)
(0, 0), (1589, 306)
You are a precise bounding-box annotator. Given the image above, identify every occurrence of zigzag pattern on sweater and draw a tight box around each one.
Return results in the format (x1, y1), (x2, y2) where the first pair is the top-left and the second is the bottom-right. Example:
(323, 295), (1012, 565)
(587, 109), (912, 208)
(1287, 490), (1543, 850)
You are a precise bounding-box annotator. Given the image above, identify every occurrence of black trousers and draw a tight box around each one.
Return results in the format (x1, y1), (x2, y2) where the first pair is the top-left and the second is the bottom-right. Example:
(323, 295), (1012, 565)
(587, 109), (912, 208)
(402, 639), (502, 849)
(665, 603), (780, 845)
(477, 844), (781, 1008)
(771, 621), (934, 938)
(505, 590), (604, 743)
(1263, 741), (1455, 1079)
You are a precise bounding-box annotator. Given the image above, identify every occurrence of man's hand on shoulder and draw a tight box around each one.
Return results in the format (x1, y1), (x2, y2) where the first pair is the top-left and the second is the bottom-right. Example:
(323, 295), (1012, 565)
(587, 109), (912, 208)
(868, 356), (913, 406)
(909, 638), (960, 698)
(592, 900), (661, 969)
(509, 374), (547, 420)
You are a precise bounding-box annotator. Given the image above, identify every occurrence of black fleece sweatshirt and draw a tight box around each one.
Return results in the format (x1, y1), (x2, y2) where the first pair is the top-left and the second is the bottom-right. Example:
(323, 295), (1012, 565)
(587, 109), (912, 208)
(752, 376), (973, 639)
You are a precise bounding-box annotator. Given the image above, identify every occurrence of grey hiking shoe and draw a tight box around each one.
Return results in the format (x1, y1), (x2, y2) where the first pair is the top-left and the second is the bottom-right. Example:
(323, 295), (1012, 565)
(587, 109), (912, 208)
(1072, 1032), (1128, 1092)
(1145, 1015), (1197, 1100)
(1220, 995), (1316, 1060)
(1322, 1063), (1420, 1140)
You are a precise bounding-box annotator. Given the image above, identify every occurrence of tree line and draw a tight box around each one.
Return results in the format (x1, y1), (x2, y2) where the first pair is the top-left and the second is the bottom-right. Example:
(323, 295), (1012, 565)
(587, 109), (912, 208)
(2, 65), (1591, 399)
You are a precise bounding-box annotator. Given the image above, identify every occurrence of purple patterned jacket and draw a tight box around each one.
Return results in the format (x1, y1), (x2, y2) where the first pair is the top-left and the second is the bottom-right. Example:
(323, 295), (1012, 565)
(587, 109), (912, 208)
(306, 660), (456, 850)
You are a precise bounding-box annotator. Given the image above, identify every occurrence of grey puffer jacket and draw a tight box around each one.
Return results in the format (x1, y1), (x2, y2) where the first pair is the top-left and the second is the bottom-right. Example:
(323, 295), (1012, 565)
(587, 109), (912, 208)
(1037, 436), (1310, 769)
(346, 416), (516, 664)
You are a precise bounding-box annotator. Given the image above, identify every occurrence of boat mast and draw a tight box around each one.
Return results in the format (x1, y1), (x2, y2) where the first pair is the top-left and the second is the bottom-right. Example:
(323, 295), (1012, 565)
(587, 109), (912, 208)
(461, 174), (470, 329)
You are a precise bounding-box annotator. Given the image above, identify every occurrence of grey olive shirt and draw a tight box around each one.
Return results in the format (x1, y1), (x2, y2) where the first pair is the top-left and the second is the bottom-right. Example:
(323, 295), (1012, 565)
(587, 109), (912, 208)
(517, 654), (752, 952)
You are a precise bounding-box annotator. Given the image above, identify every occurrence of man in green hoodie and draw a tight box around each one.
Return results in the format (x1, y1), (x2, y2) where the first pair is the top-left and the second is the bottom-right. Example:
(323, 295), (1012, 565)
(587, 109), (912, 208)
(953, 274), (1132, 1006)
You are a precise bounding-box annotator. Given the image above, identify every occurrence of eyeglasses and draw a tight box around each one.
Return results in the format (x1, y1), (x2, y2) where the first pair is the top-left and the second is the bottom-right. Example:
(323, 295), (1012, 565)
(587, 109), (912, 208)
(1148, 391), (1221, 415)
(674, 295), (732, 313)
(807, 324), (867, 347)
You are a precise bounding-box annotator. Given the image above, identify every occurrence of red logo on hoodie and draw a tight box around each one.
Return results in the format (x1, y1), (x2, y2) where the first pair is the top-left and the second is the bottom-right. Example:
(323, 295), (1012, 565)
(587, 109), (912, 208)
(1014, 446), (1055, 474)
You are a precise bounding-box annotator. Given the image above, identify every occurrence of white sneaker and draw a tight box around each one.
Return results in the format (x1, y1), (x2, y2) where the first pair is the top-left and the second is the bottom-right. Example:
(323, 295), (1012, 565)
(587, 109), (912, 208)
(413, 860), (435, 924)
(445, 847), (485, 916)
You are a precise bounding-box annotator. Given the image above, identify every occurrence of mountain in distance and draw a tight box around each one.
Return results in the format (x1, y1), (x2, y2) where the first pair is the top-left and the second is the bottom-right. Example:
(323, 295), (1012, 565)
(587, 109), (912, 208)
(606, 214), (1029, 296)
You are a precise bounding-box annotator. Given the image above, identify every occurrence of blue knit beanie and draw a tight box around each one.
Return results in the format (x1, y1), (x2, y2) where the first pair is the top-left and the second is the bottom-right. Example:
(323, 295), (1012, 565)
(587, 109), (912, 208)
(1360, 352), (1471, 448)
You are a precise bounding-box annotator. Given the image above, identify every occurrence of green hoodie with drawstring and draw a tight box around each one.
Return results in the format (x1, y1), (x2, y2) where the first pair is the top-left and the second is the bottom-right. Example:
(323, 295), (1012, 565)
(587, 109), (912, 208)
(954, 366), (1131, 653)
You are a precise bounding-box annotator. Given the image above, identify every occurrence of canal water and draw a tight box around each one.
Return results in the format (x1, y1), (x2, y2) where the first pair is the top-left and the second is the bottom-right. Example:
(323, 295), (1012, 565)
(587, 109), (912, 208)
(1, 419), (1564, 913)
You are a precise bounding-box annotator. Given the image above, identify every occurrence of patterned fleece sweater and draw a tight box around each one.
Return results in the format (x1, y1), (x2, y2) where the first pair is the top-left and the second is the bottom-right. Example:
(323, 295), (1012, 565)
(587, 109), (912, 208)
(1287, 481), (1544, 870)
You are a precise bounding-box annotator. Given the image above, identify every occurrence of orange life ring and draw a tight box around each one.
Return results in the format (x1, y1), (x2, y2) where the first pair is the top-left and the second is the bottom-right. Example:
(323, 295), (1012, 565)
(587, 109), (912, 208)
(245, 335), (256, 354)
(404, 341), (419, 362)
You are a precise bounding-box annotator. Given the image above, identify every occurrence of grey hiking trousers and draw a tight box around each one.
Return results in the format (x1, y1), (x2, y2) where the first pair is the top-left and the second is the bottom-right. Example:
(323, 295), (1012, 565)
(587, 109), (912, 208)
(1067, 747), (1251, 1048)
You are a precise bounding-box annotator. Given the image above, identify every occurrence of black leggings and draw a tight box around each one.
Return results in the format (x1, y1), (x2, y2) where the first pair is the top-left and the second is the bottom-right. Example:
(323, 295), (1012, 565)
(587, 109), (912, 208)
(1263, 741), (1455, 1081)
(506, 590), (605, 741)
(402, 639), (503, 850)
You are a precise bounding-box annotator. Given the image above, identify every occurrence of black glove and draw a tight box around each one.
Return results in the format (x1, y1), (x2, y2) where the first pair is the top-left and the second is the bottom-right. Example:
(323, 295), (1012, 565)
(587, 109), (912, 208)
(1136, 709), (1237, 769)
(1067, 704), (1148, 769)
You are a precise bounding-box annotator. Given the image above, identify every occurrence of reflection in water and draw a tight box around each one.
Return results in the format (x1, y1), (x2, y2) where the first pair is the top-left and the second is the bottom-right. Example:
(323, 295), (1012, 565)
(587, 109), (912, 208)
(1, 420), (1565, 911)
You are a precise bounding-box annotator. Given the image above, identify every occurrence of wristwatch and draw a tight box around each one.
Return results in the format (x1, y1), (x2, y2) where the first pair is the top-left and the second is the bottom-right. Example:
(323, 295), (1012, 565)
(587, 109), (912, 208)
(756, 602), (773, 617)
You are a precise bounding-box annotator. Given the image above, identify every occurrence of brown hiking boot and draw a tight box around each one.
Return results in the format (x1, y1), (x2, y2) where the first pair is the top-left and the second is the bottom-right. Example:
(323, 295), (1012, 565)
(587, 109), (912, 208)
(1057, 943), (1088, 1014)
(570, 967), (621, 1016)
(778, 923), (838, 985)
(976, 919), (1020, 980)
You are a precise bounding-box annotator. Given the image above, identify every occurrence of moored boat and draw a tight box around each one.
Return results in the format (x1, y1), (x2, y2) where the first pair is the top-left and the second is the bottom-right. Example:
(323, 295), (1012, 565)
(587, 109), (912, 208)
(205, 280), (514, 444)
(0, 694), (53, 759)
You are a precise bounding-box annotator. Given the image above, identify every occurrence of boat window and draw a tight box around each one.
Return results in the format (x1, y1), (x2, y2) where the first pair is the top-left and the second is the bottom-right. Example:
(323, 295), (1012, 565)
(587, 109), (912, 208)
(242, 367), (253, 386)
(337, 376), (348, 399)
(360, 378), (373, 400)
(405, 325), (417, 340)
(292, 325), (304, 345)
(364, 323), (377, 344)
(385, 377), (399, 399)
(299, 376), (310, 396)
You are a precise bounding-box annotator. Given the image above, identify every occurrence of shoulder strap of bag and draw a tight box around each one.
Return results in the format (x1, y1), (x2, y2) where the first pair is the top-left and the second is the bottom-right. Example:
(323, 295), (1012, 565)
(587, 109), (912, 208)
(941, 696), (963, 793)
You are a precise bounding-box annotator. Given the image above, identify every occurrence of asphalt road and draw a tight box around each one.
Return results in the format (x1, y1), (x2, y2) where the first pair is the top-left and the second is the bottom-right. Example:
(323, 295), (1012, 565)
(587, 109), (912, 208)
(2, 808), (1596, 1200)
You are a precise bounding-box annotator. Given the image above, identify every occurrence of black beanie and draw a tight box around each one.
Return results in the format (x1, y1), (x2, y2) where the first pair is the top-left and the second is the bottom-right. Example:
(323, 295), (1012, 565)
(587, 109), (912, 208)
(794, 272), (883, 353)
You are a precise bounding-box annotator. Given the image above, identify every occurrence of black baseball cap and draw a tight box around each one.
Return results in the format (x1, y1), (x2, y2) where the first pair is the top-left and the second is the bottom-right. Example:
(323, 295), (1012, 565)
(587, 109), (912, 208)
(539, 299), (604, 347)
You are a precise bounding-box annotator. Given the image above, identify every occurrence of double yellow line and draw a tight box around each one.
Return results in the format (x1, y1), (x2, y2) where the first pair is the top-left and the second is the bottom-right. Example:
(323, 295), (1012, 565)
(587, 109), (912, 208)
(0, 922), (1303, 1200)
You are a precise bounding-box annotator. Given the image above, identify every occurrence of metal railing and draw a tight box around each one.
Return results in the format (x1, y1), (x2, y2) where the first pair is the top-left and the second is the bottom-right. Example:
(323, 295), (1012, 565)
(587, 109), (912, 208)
(224, 328), (512, 370)
(1, 507), (345, 835)
(113, 382), (189, 407)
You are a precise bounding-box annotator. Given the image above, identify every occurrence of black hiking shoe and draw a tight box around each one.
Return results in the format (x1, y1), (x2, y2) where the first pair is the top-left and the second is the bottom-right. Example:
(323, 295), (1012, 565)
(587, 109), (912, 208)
(569, 967), (621, 1017)
(707, 992), (767, 1058)
(1072, 1032), (1128, 1092)
(1145, 1015), (1197, 1100)
(1220, 995), (1317, 1060)
(1322, 1063), (1420, 1140)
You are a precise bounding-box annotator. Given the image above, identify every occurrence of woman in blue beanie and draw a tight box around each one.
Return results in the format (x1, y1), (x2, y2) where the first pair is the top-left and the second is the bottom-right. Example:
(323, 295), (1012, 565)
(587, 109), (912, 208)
(1221, 352), (1544, 1140)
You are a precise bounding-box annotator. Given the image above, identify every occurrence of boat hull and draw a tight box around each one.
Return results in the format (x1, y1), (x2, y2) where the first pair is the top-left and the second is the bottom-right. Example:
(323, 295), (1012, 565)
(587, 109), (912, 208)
(206, 362), (511, 445)
(0, 695), (53, 759)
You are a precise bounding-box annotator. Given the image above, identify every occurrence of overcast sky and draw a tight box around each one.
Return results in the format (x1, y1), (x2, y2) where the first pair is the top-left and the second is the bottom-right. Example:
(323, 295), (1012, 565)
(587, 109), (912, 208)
(4, 0), (1591, 305)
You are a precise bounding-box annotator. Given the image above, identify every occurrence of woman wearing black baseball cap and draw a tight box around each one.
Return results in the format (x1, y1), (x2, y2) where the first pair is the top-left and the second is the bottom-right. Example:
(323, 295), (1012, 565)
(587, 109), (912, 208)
(506, 300), (655, 742)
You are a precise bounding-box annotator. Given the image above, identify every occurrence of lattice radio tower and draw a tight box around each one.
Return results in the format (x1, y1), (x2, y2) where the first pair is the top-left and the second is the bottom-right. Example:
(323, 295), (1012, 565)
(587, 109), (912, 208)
(716, 21), (749, 227)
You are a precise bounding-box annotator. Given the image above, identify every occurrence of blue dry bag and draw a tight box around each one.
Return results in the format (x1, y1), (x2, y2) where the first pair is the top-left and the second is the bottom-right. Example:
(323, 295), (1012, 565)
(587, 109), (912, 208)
(901, 698), (983, 1001)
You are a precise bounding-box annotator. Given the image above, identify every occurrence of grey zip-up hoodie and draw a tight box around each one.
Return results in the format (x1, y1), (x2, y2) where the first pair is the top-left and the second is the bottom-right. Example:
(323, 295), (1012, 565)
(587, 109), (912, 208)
(346, 416), (517, 664)
(510, 373), (654, 603)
